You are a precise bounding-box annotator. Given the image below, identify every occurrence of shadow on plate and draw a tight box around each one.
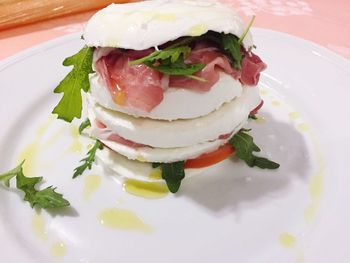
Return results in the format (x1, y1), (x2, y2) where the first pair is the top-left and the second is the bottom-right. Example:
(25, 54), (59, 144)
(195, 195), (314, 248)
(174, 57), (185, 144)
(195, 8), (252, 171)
(179, 111), (312, 215)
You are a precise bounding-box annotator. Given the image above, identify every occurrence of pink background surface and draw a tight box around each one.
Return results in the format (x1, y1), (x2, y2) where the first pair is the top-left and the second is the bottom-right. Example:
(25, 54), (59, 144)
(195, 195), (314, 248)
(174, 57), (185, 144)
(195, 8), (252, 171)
(0, 0), (349, 60)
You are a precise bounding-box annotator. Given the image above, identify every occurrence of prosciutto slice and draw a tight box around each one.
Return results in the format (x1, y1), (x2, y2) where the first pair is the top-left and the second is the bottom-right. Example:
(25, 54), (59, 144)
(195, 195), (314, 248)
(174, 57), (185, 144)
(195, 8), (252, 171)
(169, 43), (241, 91)
(92, 119), (147, 149)
(96, 49), (163, 112)
(95, 41), (266, 112)
(240, 51), (267, 86)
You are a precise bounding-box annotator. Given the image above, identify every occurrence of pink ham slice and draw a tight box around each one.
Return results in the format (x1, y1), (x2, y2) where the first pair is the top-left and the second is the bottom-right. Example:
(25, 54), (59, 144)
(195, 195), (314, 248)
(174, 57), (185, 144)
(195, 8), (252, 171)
(94, 119), (147, 148)
(169, 43), (241, 91)
(95, 42), (266, 112)
(240, 51), (267, 86)
(96, 50), (163, 112)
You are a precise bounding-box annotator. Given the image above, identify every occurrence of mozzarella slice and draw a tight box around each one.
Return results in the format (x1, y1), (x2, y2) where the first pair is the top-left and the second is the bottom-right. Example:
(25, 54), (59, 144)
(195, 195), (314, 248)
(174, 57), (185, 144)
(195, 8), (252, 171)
(84, 0), (253, 50)
(87, 87), (260, 148)
(89, 72), (243, 120)
(96, 147), (205, 183)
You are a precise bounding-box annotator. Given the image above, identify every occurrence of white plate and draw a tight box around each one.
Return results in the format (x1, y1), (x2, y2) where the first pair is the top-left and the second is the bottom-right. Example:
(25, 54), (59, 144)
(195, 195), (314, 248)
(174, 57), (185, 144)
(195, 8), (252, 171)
(0, 29), (349, 263)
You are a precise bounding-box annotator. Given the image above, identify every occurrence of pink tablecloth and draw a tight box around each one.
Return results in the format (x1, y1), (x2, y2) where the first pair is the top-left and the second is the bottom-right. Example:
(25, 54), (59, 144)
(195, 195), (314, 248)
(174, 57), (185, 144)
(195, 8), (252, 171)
(0, 0), (349, 60)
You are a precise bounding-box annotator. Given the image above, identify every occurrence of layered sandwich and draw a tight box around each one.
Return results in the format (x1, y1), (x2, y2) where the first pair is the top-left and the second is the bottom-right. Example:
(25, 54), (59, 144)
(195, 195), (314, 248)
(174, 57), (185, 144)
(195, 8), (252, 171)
(52, 0), (279, 193)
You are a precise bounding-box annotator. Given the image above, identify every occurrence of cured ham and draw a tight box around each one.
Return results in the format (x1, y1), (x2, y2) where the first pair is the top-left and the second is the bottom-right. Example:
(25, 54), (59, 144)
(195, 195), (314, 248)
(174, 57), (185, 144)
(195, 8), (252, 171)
(96, 50), (163, 112)
(240, 51), (267, 86)
(94, 119), (147, 149)
(169, 43), (241, 91)
(95, 41), (266, 112)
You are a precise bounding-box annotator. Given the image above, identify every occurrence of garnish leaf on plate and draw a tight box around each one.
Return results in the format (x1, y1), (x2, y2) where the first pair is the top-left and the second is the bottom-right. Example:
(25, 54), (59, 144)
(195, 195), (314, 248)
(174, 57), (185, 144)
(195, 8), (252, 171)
(79, 118), (91, 134)
(229, 130), (280, 169)
(52, 46), (94, 122)
(159, 161), (185, 193)
(73, 140), (103, 178)
(0, 160), (70, 209)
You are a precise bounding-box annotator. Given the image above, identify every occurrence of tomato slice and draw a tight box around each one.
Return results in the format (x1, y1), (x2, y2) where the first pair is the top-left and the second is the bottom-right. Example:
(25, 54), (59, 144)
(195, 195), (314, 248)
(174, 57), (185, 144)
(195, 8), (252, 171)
(250, 100), (264, 115)
(184, 143), (235, 169)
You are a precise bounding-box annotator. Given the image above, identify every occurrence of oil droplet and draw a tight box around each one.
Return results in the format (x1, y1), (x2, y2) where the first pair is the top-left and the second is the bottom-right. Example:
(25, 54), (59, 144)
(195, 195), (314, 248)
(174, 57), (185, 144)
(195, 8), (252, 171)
(83, 175), (101, 199)
(254, 116), (266, 124)
(67, 139), (83, 153)
(294, 252), (305, 263)
(123, 179), (168, 199)
(17, 115), (57, 177)
(115, 197), (125, 205)
(153, 13), (176, 21)
(297, 123), (309, 133)
(304, 202), (319, 222)
(279, 233), (296, 248)
(37, 115), (56, 137)
(51, 242), (66, 258)
(70, 124), (80, 138)
(98, 208), (151, 232)
(32, 213), (47, 241)
(149, 168), (162, 180)
(112, 90), (126, 106)
(189, 24), (207, 36)
(259, 89), (268, 96)
(67, 124), (83, 153)
(18, 141), (40, 177)
(309, 171), (324, 200)
(42, 126), (66, 149)
(105, 37), (119, 47)
(288, 111), (301, 120)
(271, 100), (281, 107)
(136, 155), (147, 162)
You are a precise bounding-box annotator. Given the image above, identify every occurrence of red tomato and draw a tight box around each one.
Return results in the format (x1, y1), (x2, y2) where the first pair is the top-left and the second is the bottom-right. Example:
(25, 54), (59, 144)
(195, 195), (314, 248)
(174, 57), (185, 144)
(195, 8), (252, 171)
(184, 143), (235, 169)
(250, 100), (264, 115)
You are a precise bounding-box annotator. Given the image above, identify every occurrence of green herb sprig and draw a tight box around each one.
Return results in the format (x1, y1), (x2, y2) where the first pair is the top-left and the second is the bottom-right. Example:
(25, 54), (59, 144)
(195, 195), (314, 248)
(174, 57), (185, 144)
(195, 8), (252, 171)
(229, 130), (280, 169)
(52, 46), (94, 122)
(0, 161), (70, 209)
(152, 162), (185, 193)
(73, 140), (103, 178)
(79, 118), (91, 134)
(129, 46), (205, 80)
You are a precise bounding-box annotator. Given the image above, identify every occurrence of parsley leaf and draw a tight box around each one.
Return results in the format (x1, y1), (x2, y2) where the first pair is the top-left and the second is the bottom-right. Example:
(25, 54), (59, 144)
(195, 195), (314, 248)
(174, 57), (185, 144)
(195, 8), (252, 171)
(0, 160), (70, 209)
(79, 118), (91, 134)
(229, 130), (280, 169)
(73, 140), (103, 178)
(52, 46), (94, 122)
(157, 162), (185, 193)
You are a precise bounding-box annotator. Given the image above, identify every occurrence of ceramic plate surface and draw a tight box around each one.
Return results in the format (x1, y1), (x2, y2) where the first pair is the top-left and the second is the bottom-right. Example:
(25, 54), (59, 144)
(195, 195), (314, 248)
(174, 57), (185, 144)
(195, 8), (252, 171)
(0, 29), (349, 263)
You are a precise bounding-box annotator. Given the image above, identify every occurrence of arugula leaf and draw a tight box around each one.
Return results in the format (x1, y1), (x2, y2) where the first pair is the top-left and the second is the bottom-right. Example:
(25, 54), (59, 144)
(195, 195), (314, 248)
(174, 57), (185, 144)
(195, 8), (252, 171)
(238, 16), (256, 44)
(144, 57), (205, 76)
(221, 34), (242, 69)
(79, 118), (91, 134)
(52, 46), (94, 122)
(249, 114), (257, 120)
(129, 46), (191, 65)
(73, 140), (103, 178)
(0, 161), (70, 209)
(229, 130), (280, 169)
(160, 162), (185, 193)
(129, 46), (205, 78)
(152, 163), (161, 168)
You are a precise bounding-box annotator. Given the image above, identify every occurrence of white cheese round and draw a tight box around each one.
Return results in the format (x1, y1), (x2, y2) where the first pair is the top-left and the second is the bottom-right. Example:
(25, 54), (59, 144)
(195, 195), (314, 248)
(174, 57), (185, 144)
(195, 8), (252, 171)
(87, 86), (260, 148)
(83, 0), (253, 50)
(96, 147), (205, 182)
(89, 72), (243, 120)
